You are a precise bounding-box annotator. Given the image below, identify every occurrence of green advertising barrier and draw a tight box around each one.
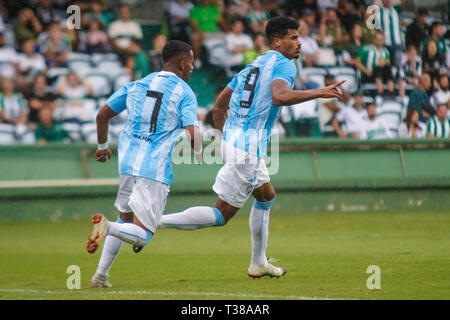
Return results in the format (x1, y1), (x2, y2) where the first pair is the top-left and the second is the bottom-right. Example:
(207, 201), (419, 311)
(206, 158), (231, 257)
(0, 138), (449, 220)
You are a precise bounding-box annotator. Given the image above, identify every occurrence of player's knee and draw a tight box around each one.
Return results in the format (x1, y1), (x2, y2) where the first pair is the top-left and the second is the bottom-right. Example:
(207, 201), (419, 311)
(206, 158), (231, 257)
(119, 212), (133, 223)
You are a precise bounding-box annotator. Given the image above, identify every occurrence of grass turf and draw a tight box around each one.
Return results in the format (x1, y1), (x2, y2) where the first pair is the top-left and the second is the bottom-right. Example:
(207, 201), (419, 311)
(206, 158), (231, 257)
(0, 210), (449, 300)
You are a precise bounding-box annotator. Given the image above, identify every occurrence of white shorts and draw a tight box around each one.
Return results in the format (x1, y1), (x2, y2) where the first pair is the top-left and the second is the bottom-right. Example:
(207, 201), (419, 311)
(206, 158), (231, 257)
(114, 175), (170, 233)
(212, 141), (270, 208)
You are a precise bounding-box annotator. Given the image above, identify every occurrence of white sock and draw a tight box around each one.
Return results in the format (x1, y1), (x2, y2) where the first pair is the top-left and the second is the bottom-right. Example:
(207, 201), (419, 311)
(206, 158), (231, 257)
(159, 206), (225, 230)
(107, 221), (152, 246)
(95, 217), (125, 277)
(249, 199), (275, 266)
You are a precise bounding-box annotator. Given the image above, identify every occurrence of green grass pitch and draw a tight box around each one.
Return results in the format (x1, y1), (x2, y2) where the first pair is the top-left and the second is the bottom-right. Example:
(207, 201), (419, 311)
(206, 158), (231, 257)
(0, 210), (449, 300)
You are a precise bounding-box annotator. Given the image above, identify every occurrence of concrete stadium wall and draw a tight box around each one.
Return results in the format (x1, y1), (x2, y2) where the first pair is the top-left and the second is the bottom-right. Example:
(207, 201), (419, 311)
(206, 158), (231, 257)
(1, 138), (449, 221)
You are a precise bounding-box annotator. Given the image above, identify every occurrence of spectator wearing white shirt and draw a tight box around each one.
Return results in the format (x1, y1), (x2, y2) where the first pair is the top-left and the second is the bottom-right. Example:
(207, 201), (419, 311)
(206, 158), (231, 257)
(0, 31), (17, 79)
(332, 90), (366, 138)
(225, 18), (253, 71)
(359, 103), (394, 140)
(298, 19), (319, 67)
(15, 39), (46, 92)
(432, 75), (450, 109)
(108, 4), (143, 56)
(398, 108), (426, 138)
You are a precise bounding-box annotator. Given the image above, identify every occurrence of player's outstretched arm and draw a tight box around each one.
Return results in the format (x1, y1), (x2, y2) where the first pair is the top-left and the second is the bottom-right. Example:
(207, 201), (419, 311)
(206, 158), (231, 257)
(212, 86), (233, 133)
(95, 104), (117, 162)
(271, 79), (346, 106)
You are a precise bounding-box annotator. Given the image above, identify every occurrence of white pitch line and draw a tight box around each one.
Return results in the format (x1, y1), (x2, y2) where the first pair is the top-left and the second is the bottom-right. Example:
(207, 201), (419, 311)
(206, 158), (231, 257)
(0, 288), (349, 300)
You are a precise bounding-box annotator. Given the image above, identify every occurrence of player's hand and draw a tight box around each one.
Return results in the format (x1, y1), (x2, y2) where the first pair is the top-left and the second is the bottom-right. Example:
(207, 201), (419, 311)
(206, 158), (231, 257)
(320, 80), (346, 100)
(95, 149), (112, 162)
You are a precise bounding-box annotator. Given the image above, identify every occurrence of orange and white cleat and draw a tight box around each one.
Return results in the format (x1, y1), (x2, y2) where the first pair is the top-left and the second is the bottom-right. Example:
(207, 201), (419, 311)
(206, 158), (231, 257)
(248, 261), (287, 279)
(86, 213), (108, 254)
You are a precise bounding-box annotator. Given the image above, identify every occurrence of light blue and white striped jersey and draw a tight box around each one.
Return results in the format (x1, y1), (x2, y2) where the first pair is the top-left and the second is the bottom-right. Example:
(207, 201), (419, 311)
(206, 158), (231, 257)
(106, 71), (198, 185)
(223, 50), (297, 157)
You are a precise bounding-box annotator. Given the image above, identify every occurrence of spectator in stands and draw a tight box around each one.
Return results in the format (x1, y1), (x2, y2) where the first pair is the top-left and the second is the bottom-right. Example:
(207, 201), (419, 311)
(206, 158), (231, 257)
(342, 23), (364, 69)
(0, 77), (34, 144)
(38, 21), (71, 68)
(336, 0), (361, 34)
(422, 21), (447, 58)
(359, 30), (395, 96)
(318, 8), (349, 58)
(426, 103), (450, 138)
(379, 0), (404, 73)
(35, 0), (65, 29)
(318, 74), (342, 136)
(359, 102), (394, 139)
(148, 33), (167, 72)
(431, 75), (450, 110)
(25, 73), (57, 126)
(402, 45), (422, 87)
(126, 39), (150, 80)
(13, 8), (42, 47)
(225, 18), (253, 72)
(405, 7), (428, 50)
(243, 32), (268, 65)
(286, 0), (319, 20)
(14, 39), (46, 92)
(247, 0), (270, 35)
(107, 4), (143, 57)
(332, 89), (366, 138)
(89, 0), (116, 29)
(0, 31), (18, 80)
(34, 106), (69, 144)
(408, 73), (434, 122)
(189, 0), (227, 69)
(298, 19), (319, 67)
(56, 72), (93, 99)
(221, 1), (240, 34)
(86, 19), (109, 53)
(421, 40), (446, 88)
(301, 9), (319, 38)
(398, 108), (426, 138)
(168, 0), (194, 43)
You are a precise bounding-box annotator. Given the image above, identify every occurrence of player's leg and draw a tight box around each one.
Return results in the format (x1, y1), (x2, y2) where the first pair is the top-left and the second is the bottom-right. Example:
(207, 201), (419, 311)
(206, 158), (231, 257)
(247, 160), (286, 279)
(158, 160), (252, 230)
(90, 212), (132, 288)
(89, 175), (135, 287)
(106, 177), (169, 246)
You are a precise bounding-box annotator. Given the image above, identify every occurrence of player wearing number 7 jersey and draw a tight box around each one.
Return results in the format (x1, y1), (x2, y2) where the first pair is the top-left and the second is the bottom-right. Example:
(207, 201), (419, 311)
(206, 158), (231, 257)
(87, 40), (202, 288)
(158, 17), (346, 279)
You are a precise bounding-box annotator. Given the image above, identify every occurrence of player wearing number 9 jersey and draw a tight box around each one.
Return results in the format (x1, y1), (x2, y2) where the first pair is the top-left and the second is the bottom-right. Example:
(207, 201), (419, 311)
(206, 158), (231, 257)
(158, 17), (346, 279)
(86, 40), (202, 288)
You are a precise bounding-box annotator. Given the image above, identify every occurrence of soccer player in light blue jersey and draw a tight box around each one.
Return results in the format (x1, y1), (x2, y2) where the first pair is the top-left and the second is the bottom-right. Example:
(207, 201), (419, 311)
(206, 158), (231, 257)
(159, 17), (345, 278)
(86, 40), (202, 287)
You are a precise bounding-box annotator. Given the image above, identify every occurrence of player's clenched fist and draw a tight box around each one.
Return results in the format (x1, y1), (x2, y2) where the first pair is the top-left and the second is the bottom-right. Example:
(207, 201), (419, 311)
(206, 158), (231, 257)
(95, 149), (112, 162)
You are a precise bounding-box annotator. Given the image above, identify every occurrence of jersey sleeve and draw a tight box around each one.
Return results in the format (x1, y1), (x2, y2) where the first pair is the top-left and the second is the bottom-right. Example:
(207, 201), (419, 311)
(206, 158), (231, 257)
(272, 59), (297, 87)
(105, 82), (132, 114)
(227, 73), (239, 91)
(180, 87), (199, 127)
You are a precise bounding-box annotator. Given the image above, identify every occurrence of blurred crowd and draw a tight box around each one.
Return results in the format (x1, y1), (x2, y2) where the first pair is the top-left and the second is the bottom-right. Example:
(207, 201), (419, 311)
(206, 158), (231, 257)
(0, 0), (448, 146)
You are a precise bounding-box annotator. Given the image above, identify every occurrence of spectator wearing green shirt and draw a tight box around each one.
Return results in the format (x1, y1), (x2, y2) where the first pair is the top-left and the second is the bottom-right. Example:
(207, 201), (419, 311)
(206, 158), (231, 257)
(421, 22), (447, 58)
(408, 73), (434, 122)
(35, 106), (69, 144)
(426, 104), (450, 138)
(189, 0), (227, 69)
(359, 31), (394, 95)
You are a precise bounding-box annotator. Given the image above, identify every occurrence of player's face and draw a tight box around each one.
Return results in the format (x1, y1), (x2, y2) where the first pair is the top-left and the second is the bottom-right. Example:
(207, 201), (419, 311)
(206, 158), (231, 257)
(278, 29), (301, 60)
(181, 50), (194, 82)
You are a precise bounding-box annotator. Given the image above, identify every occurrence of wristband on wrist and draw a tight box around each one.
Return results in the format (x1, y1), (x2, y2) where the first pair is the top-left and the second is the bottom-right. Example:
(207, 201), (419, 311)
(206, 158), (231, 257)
(98, 142), (109, 150)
